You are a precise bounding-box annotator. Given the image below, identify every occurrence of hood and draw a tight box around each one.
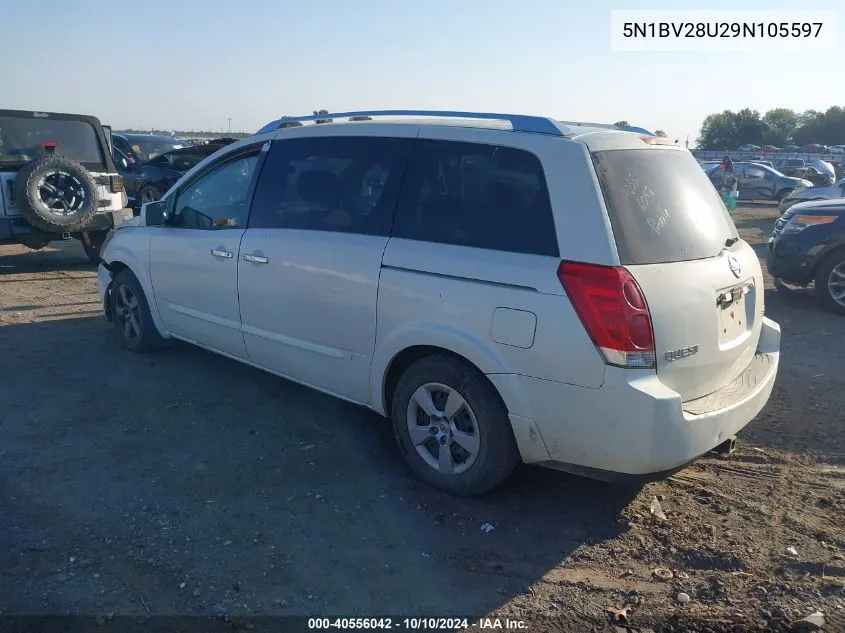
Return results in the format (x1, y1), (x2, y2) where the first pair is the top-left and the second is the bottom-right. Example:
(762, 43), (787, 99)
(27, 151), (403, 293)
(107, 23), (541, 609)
(145, 141), (235, 173)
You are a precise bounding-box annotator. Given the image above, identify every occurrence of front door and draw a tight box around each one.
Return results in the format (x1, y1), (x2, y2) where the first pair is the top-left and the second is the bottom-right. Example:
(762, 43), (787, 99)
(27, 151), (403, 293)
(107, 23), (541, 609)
(148, 143), (263, 360)
(237, 131), (414, 402)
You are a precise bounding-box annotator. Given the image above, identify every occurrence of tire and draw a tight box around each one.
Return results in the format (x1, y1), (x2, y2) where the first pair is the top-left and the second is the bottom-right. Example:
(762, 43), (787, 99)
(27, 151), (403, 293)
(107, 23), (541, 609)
(391, 354), (519, 496)
(776, 189), (790, 203)
(80, 230), (108, 263)
(110, 270), (165, 352)
(12, 155), (100, 232)
(814, 251), (845, 316)
(138, 184), (162, 208)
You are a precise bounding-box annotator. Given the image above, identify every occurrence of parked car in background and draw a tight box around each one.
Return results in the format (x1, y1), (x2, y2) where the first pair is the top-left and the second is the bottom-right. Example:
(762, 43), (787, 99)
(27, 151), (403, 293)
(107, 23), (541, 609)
(114, 137), (236, 210)
(760, 145), (780, 153)
(778, 178), (845, 212)
(704, 162), (811, 202)
(112, 134), (188, 207)
(96, 109), (780, 496)
(738, 144), (761, 152)
(768, 198), (845, 315)
(829, 145), (845, 155)
(773, 158), (807, 177)
(0, 109), (131, 261)
(782, 145), (801, 153)
(803, 144), (828, 154)
(748, 157), (774, 169)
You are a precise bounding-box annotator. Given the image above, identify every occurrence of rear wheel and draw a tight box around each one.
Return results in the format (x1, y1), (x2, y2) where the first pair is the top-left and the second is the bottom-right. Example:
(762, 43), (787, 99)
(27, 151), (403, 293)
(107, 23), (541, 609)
(110, 270), (164, 352)
(391, 354), (519, 496)
(815, 251), (845, 315)
(776, 189), (790, 203)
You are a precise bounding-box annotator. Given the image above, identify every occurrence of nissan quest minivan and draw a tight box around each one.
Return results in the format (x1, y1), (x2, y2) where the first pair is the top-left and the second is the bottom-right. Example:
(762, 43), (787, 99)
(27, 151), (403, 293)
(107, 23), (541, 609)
(96, 110), (780, 496)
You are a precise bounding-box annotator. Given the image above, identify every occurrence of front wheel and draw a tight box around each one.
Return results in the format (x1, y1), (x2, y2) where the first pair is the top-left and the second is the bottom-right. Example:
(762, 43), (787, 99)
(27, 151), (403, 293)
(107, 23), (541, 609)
(110, 270), (165, 352)
(815, 252), (845, 316)
(391, 354), (519, 496)
(776, 189), (790, 203)
(138, 185), (162, 208)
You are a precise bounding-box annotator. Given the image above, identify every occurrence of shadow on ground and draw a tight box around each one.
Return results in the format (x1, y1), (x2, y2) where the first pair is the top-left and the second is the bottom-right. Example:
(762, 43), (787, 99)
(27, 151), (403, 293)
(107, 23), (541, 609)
(0, 316), (636, 618)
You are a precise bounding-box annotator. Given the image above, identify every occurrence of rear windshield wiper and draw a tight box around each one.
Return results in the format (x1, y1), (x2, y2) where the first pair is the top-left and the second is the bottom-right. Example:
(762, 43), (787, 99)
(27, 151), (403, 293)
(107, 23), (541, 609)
(725, 237), (739, 247)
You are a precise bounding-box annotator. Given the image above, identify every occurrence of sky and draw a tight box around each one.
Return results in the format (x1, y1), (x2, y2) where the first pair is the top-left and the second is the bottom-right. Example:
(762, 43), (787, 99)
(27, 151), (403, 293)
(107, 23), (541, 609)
(2, 0), (842, 144)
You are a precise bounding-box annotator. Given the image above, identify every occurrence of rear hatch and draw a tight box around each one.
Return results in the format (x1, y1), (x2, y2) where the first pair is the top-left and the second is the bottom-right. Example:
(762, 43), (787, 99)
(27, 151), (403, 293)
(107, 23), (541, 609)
(592, 146), (763, 402)
(0, 111), (111, 217)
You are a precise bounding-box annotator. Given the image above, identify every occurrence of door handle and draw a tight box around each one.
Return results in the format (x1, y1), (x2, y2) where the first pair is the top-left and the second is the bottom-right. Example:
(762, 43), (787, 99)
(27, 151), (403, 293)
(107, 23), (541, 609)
(242, 253), (269, 264)
(210, 249), (233, 258)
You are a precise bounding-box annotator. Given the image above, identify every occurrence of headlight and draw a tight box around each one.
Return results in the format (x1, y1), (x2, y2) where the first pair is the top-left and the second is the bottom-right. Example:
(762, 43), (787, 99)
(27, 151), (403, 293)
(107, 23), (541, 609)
(781, 215), (838, 234)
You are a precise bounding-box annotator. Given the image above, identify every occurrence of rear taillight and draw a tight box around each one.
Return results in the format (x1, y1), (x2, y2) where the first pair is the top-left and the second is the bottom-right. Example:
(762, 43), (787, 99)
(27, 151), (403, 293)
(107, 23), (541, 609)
(557, 261), (655, 369)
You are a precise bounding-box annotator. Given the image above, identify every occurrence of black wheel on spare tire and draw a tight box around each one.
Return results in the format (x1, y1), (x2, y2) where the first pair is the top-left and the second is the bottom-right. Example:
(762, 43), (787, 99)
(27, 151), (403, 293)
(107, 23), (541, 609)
(12, 155), (100, 232)
(391, 354), (519, 497)
(814, 250), (845, 316)
(110, 269), (165, 352)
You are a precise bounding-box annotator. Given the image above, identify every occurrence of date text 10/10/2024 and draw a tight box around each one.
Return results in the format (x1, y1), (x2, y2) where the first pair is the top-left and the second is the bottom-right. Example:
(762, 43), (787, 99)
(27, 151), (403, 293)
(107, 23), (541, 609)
(307, 618), (527, 630)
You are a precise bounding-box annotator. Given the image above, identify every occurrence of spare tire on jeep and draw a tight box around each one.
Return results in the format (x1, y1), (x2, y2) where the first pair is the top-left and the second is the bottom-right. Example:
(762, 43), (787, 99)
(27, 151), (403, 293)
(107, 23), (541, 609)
(13, 154), (100, 232)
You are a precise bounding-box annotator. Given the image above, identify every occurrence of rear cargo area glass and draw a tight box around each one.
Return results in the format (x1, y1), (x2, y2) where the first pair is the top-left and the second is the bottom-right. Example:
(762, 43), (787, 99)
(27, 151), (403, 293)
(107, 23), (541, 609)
(0, 117), (104, 168)
(592, 149), (739, 265)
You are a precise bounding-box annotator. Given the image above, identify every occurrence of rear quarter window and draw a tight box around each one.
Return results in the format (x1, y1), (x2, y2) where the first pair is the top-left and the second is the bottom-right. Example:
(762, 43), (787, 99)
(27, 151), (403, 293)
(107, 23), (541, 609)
(393, 139), (559, 257)
(592, 149), (739, 265)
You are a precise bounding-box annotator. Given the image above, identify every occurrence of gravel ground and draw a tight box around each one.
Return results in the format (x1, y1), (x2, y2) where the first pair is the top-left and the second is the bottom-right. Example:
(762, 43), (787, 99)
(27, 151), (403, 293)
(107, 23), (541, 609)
(0, 205), (843, 633)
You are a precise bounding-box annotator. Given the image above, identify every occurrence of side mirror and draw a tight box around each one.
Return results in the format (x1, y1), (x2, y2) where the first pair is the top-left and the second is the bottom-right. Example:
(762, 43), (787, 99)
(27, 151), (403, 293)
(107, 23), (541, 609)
(143, 200), (169, 227)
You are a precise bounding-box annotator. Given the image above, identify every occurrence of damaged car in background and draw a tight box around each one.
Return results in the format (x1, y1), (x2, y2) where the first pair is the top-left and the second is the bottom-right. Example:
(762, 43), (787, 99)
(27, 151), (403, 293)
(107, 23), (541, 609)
(113, 136), (238, 210)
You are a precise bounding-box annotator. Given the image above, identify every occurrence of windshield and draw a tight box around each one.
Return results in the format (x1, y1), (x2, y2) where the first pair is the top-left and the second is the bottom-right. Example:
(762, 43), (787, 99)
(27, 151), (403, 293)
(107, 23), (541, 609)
(593, 149), (739, 265)
(128, 137), (185, 162)
(0, 116), (104, 168)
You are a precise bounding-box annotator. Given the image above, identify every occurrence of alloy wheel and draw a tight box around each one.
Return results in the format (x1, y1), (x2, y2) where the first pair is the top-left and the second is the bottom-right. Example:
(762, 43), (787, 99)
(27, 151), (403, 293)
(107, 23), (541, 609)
(406, 382), (481, 476)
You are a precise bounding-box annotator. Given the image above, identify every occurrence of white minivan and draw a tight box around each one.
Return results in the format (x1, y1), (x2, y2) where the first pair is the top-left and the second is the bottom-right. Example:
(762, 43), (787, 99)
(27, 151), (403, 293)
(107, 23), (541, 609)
(97, 110), (780, 496)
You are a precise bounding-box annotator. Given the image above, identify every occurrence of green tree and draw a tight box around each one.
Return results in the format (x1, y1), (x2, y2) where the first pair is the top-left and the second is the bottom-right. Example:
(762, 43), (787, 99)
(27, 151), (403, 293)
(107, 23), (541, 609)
(697, 110), (738, 150)
(654, 129), (667, 137)
(614, 120), (629, 127)
(762, 108), (797, 146)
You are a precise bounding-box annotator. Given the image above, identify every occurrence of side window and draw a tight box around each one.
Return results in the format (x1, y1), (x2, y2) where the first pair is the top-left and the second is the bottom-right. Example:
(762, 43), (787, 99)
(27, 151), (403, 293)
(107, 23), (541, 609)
(248, 135), (411, 236)
(170, 149), (261, 230)
(745, 167), (766, 180)
(393, 140), (558, 257)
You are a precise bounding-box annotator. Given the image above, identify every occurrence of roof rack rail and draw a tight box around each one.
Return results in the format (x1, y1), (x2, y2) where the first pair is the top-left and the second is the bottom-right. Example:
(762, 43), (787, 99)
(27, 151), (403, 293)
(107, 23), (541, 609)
(256, 110), (566, 135)
(557, 120), (655, 136)
(255, 110), (654, 137)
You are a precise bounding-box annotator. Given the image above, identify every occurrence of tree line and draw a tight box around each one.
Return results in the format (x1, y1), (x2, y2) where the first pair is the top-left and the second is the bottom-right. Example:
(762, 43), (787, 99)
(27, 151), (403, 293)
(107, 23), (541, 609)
(696, 106), (845, 150)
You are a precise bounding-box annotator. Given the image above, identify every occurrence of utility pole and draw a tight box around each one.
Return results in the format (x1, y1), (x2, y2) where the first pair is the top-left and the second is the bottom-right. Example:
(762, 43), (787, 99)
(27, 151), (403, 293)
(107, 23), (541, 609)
(227, 118), (232, 134)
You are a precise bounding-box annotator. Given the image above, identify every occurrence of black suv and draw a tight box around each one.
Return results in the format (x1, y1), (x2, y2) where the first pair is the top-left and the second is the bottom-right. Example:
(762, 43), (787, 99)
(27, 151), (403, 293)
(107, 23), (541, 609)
(0, 109), (132, 261)
(768, 198), (845, 315)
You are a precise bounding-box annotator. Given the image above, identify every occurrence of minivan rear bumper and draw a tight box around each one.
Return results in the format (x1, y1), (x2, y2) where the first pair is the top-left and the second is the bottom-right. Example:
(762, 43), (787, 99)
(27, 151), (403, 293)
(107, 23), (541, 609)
(489, 316), (781, 479)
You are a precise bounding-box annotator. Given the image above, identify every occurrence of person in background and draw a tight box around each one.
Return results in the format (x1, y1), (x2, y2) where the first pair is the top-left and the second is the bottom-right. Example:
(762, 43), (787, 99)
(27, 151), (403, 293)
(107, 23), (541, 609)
(720, 153), (734, 187)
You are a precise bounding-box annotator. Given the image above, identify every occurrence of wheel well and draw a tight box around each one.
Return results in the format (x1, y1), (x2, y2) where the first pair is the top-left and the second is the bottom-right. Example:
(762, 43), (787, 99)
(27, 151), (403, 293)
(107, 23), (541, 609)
(776, 188), (791, 200)
(382, 345), (508, 417)
(813, 245), (845, 280)
(105, 260), (129, 275)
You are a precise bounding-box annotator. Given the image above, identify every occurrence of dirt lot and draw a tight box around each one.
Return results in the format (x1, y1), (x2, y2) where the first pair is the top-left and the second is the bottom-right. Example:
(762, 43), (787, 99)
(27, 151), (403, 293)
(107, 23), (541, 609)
(1, 205), (843, 633)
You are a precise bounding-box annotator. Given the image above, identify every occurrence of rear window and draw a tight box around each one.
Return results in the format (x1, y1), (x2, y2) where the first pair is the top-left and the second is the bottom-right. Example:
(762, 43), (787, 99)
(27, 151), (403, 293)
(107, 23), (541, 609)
(0, 116), (104, 168)
(593, 149), (739, 265)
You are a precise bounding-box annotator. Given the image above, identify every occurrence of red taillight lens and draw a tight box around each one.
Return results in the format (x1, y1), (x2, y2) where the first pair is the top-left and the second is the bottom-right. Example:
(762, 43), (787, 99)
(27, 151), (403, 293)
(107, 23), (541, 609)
(557, 261), (655, 368)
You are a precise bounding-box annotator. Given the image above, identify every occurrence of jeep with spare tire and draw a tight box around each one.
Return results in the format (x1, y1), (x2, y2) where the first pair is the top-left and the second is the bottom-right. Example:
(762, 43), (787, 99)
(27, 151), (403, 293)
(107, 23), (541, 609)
(0, 109), (133, 262)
